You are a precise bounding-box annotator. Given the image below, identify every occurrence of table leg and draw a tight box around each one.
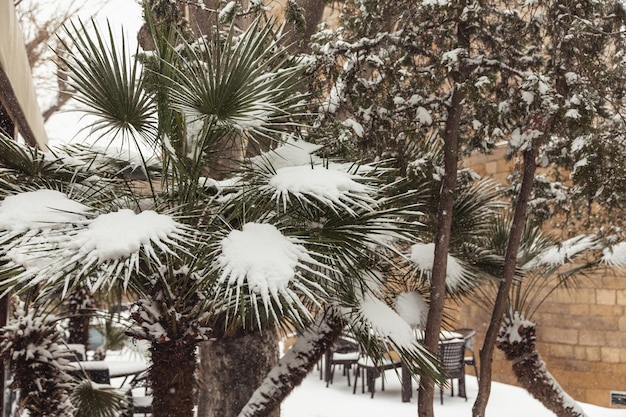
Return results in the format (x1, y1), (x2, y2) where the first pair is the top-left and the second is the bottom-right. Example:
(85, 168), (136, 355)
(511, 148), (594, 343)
(401, 363), (412, 402)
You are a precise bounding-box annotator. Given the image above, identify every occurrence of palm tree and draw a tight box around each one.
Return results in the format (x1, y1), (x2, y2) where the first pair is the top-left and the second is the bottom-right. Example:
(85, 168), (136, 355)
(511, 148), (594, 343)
(0, 8), (440, 417)
(470, 216), (602, 417)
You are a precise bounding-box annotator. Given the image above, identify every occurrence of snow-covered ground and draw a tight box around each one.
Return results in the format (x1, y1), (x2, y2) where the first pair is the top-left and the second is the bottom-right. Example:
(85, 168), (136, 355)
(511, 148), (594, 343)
(281, 367), (623, 417)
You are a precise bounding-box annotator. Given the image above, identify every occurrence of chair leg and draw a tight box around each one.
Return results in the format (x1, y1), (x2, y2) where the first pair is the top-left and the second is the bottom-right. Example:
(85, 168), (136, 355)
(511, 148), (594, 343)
(440, 384), (444, 405)
(353, 365), (360, 394)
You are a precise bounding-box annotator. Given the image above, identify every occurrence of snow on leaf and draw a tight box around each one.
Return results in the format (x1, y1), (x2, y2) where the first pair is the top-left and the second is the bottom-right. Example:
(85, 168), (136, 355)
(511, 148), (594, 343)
(342, 118), (364, 138)
(416, 106), (432, 125)
(68, 209), (185, 262)
(359, 294), (417, 350)
(216, 222), (327, 325)
(565, 109), (581, 119)
(267, 165), (375, 214)
(394, 291), (428, 329)
(0, 190), (89, 233)
(602, 242), (626, 267)
(527, 235), (598, 268)
(218, 223), (311, 295)
(249, 138), (323, 170)
(409, 242), (466, 291)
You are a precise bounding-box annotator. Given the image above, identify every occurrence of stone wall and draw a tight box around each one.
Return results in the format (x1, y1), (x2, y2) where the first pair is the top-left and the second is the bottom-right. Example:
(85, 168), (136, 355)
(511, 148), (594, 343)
(459, 146), (626, 408)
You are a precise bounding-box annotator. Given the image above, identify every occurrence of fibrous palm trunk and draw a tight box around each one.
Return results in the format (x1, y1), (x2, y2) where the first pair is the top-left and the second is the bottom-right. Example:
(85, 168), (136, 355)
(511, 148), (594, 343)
(237, 307), (344, 417)
(196, 327), (280, 417)
(498, 312), (587, 417)
(149, 339), (197, 417)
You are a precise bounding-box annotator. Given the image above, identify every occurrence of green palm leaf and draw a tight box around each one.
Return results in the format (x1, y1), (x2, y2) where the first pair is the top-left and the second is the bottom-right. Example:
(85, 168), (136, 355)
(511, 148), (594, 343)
(58, 19), (157, 147)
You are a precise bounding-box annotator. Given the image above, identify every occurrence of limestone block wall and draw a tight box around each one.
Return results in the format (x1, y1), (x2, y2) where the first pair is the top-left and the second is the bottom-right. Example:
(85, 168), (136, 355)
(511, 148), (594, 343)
(459, 146), (626, 408)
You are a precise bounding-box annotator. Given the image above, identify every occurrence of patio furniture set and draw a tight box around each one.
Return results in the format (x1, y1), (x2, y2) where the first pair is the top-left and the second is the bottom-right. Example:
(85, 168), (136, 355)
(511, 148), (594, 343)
(322, 328), (478, 404)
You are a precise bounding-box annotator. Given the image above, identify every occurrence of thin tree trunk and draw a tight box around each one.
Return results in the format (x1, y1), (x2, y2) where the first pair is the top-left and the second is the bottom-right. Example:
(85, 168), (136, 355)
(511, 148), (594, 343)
(237, 307), (344, 417)
(417, 7), (469, 416)
(149, 339), (197, 417)
(498, 312), (587, 417)
(472, 147), (537, 417)
(196, 327), (280, 417)
(417, 86), (461, 417)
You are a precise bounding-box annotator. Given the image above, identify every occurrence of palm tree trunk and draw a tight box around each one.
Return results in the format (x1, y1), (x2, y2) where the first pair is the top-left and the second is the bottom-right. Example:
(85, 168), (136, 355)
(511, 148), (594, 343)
(196, 327), (280, 417)
(498, 313), (588, 417)
(237, 307), (344, 417)
(472, 147), (537, 417)
(149, 339), (197, 417)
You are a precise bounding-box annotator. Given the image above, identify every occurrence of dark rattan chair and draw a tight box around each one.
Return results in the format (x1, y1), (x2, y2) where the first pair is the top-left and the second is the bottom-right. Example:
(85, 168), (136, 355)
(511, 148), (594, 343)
(454, 328), (479, 379)
(438, 338), (467, 404)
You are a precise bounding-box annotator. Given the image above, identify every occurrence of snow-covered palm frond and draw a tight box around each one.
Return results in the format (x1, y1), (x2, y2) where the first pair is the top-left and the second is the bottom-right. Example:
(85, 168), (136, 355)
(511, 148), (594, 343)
(349, 293), (441, 382)
(2, 204), (195, 296)
(264, 164), (377, 216)
(211, 222), (331, 329)
(0, 190), (91, 258)
(526, 234), (600, 269)
(409, 242), (476, 293)
(163, 19), (306, 144)
(601, 241), (626, 267)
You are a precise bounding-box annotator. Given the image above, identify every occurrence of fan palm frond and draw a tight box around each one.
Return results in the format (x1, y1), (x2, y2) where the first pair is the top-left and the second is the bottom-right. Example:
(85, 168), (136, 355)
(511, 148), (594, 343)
(163, 19), (307, 145)
(70, 379), (128, 417)
(58, 19), (158, 147)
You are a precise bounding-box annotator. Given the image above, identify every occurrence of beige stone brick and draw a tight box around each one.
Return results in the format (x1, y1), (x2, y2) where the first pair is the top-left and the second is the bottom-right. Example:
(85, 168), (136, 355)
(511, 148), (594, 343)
(540, 327), (578, 344)
(579, 330), (606, 347)
(586, 346), (601, 361)
(568, 304), (590, 315)
(617, 289), (626, 305)
(619, 316), (626, 332)
(596, 289), (616, 305)
(484, 161), (497, 174)
(549, 343), (574, 358)
(601, 347), (621, 363)
(585, 389), (611, 407)
(573, 346), (587, 360)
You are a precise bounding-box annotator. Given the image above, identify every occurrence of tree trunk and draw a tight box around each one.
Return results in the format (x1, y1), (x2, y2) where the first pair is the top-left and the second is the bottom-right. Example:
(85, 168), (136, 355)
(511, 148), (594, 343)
(498, 313), (587, 417)
(417, 7), (469, 416)
(67, 286), (95, 355)
(472, 147), (537, 417)
(149, 339), (197, 417)
(196, 327), (280, 417)
(237, 307), (344, 417)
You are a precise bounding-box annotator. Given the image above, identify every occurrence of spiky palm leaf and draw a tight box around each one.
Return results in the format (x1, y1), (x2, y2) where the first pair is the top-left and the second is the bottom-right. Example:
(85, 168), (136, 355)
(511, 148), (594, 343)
(58, 19), (158, 146)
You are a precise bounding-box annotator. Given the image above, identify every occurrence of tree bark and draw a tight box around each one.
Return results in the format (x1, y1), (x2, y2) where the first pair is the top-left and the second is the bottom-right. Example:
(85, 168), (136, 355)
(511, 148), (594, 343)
(472, 147), (537, 417)
(498, 313), (587, 417)
(417, 6), (469, 416)
(237, 307), (344, 417)
(196, 327), (280, 417)
(149, 339), (197, 417)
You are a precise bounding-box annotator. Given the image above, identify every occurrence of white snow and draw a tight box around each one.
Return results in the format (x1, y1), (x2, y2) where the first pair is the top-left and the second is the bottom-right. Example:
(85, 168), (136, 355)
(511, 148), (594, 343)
(528, 234), (597, 268)
(394, 291), (428, 329)
(67, 209), (184, 262)
(249, 139), (323, 170)
(281, 367), (621, 417)
(267, 165), (374, 212)
(359, 294), (418, 350)
(601, 242), (626, 267)
(409, 242), (466, 291)
(217, 223), (314, 304)
(0, 189), (89, 233)
(415, 106), (432, 125)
